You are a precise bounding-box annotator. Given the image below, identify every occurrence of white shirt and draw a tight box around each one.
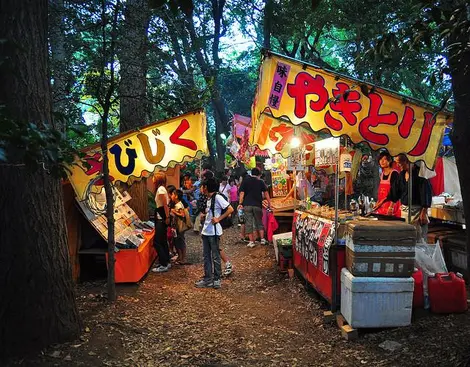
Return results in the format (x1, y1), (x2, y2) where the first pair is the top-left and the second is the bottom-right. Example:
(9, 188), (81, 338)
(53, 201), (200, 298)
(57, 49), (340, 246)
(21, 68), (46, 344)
(154, 186), (169, 219)
(202, 193), (230, 236)
(219, 183), (231, 199)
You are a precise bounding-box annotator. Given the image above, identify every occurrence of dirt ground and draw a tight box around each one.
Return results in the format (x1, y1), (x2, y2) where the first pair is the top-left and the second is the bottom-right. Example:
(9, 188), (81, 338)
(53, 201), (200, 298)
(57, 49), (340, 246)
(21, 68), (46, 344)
(5, 227), (470, 367)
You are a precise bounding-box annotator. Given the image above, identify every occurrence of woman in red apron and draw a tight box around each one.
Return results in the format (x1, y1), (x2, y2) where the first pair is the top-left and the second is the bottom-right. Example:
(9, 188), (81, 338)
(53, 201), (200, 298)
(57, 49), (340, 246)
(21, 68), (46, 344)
(374, 151), (401, 217)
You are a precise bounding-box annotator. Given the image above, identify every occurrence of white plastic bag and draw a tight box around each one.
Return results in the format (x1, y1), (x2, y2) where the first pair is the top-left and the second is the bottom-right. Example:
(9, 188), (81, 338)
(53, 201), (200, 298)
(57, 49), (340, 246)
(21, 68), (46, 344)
(415, 241), (448, 309)
(415, 241), (448, 276)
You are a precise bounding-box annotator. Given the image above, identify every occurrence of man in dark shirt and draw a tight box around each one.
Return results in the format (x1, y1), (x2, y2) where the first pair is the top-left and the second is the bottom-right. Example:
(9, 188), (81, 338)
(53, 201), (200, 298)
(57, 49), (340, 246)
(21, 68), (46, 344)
(388, 154), (432, 242)
(238, 167), (271, 248)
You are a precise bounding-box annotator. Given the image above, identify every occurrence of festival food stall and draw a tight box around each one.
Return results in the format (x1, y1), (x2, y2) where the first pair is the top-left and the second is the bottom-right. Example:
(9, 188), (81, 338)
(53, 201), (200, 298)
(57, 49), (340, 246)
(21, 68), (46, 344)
(250, 50), (453, 317)
(67, 110), (208, 283)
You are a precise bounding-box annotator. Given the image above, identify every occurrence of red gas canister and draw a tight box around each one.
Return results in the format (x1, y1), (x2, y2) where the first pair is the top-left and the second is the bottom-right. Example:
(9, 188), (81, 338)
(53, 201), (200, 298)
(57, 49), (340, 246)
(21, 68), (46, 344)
(428, 272), (468, 314)
(412, 269), (424, 309)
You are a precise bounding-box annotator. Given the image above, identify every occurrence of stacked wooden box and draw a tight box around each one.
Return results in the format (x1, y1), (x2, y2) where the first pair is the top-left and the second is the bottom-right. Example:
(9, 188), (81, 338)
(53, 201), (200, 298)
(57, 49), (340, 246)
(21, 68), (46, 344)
(341, 221), (417, 328)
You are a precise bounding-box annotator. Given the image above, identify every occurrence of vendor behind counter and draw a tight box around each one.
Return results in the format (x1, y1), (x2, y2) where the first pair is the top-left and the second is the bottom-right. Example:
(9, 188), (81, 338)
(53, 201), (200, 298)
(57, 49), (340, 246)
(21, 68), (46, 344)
(387, 154), (432, 241)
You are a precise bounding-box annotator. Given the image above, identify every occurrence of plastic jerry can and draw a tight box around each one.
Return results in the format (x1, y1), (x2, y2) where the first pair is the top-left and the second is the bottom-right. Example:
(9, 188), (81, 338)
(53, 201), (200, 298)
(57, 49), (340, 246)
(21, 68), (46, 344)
(412, 269), (424, 309)
(428, 272), (468, 314)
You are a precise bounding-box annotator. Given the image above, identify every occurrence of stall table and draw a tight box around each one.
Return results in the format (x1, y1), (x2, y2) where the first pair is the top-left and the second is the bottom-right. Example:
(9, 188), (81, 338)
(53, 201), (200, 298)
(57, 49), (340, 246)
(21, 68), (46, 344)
(106, 230), (156, 283)
(429, 207), (465, 225)
(271, 197), (295, 233)
(293, 210), (346, 310)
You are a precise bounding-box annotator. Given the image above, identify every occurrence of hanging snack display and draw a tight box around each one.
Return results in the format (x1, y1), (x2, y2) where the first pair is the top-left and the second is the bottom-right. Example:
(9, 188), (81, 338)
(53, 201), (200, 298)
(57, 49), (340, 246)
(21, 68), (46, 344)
(271, 155), (288, 197)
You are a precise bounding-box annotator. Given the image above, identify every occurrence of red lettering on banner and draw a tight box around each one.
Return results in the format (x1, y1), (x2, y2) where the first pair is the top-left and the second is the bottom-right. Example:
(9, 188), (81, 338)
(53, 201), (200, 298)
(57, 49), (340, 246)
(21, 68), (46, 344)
(84, 153), (103, 176)
(82, 152), (114, 184)
(358, 93), (398, 145)
(408, 112), (437, 156)
(286, 72), (329, 118)
(169, 119), (197, 150)
(324, 82), (362, 131)
(398, 106), (416, 138)
(268, 123), (294, 151)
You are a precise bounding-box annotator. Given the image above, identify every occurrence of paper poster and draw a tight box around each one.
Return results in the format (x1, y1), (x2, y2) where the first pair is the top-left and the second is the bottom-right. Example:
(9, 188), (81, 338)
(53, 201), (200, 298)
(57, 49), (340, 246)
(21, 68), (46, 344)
(315, 137), (339, 166)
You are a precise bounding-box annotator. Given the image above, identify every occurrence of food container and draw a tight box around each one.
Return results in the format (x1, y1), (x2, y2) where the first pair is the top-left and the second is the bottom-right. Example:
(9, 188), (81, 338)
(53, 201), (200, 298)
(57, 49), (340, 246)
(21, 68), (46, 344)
(341, 268), (414, 328)
(345, 221), (416, 277)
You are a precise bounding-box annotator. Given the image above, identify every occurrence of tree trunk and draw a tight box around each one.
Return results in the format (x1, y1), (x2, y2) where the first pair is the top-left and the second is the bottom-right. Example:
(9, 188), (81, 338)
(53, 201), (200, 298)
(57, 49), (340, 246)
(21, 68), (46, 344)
(0, 0), (80, 356)
(49, 0), (68, 132)
(448, 34), (470, 277)
(263, 0), (273, 49)
(212, 96), (229, 172)
(119, 0), (150, 219)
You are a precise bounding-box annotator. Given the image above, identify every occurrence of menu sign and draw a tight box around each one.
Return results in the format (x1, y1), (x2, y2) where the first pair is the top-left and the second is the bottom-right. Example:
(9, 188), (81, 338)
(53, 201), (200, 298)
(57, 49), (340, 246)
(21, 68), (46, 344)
(294, 214), (335, 275)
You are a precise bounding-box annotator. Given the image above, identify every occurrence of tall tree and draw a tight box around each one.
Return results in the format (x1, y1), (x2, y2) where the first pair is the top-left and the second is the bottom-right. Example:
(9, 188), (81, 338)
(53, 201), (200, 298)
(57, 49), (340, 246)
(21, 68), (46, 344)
(182, 0), (230, 170)
(119, 0), (151, 220)
(0, 0), (81, 356)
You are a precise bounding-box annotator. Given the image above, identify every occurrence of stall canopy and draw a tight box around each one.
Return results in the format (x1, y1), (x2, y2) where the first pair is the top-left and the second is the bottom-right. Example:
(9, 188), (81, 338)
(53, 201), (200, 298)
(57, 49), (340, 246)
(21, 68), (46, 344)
(68, 110), (208, 200)
(233, 114), (270, 157)
(251, 51), (453, 169)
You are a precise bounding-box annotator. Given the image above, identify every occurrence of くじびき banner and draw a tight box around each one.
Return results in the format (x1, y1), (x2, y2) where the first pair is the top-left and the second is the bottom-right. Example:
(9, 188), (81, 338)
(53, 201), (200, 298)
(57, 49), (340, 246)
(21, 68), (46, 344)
(68, 110), (208, 200)
(251, 52), (453, 168)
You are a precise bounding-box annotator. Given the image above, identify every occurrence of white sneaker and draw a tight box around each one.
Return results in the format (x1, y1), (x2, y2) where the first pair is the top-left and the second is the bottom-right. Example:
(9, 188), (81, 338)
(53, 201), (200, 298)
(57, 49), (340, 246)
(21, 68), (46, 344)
(260, 238), (268, 245)
(223, 261), (233, 276)
(247, 241), (256, 248)
(152, 265), (169, 273)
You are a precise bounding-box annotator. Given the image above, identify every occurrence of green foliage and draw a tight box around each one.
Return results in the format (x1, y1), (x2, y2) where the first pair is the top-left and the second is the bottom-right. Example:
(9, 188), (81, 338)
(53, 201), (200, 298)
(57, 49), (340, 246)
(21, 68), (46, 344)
(0, 113), (83, 179)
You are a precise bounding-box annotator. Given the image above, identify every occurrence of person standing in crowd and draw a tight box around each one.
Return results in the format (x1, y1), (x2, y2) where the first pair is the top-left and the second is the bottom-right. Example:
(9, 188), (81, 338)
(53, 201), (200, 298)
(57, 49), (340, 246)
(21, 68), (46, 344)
(373, 151), (401, 217)
(152, 172), (171, 273)
(170, 189), (188, 265)
(300, 171), (315, 201)
(219, 176), (231, 199)
(389, 154), (432, 241)
(229, 177), (239, 220)
(166, 185), (177, 259)
(198, 180), (233, 276)
(193, 169), (214, 232)
(238, 168), (271, 248)
(195, 178), (234, 289)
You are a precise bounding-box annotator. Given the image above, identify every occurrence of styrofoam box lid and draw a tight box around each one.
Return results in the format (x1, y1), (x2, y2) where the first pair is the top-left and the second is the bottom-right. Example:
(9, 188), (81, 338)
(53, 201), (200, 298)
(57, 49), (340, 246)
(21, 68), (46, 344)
(272, 232), (292, 241)
(347, 220), (416, 233)
(341, 268), (414, 293)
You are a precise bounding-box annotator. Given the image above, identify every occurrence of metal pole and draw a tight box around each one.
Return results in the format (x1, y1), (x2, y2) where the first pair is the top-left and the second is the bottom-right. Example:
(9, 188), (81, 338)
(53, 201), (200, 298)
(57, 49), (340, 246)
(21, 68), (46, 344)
(408, 162), (412, 223)
(293, 165), (297, 211)
(331, 158), (340, 312)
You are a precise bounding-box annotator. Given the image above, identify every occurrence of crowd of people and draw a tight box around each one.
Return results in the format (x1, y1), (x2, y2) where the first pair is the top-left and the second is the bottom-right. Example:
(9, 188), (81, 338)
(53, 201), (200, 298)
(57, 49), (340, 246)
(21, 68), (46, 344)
(150, 164), (272, 289)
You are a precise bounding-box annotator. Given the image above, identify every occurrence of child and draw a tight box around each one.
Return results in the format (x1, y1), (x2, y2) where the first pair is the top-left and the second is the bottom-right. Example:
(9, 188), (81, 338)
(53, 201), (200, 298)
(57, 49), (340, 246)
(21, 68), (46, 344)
(229, 178), (239, 217)
(170, 189), (188, 265)
(195, 178), (233, 289)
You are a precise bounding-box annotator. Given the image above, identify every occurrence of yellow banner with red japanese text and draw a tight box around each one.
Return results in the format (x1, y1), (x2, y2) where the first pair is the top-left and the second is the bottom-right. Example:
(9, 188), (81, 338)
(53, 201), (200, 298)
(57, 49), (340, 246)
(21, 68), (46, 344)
(68, 110), (208, 200)
(251, 53), (453, 168)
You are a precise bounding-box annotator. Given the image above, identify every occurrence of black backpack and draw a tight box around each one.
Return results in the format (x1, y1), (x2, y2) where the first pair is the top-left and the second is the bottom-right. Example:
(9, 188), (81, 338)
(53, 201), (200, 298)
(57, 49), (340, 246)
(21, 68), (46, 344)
(210, 193), (233, 229)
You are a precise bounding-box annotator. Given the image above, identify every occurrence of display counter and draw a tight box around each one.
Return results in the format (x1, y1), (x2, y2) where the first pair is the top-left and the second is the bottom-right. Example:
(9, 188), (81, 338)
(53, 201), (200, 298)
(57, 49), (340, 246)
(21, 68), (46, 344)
(106, 230), (156, 283)
(292, 211), (346, 309)
(269, 197), (295, 233)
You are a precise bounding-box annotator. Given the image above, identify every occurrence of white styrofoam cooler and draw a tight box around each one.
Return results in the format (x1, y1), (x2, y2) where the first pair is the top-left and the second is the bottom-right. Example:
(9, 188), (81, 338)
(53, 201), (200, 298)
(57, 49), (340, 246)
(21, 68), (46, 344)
(272, 232), (292, 263)
(341, 268), (414, 328)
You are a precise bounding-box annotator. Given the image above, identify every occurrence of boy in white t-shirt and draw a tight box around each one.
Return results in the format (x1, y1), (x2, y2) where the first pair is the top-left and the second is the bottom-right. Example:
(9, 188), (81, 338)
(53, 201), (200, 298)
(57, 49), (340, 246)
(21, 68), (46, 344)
(195, 178), (233, 289)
